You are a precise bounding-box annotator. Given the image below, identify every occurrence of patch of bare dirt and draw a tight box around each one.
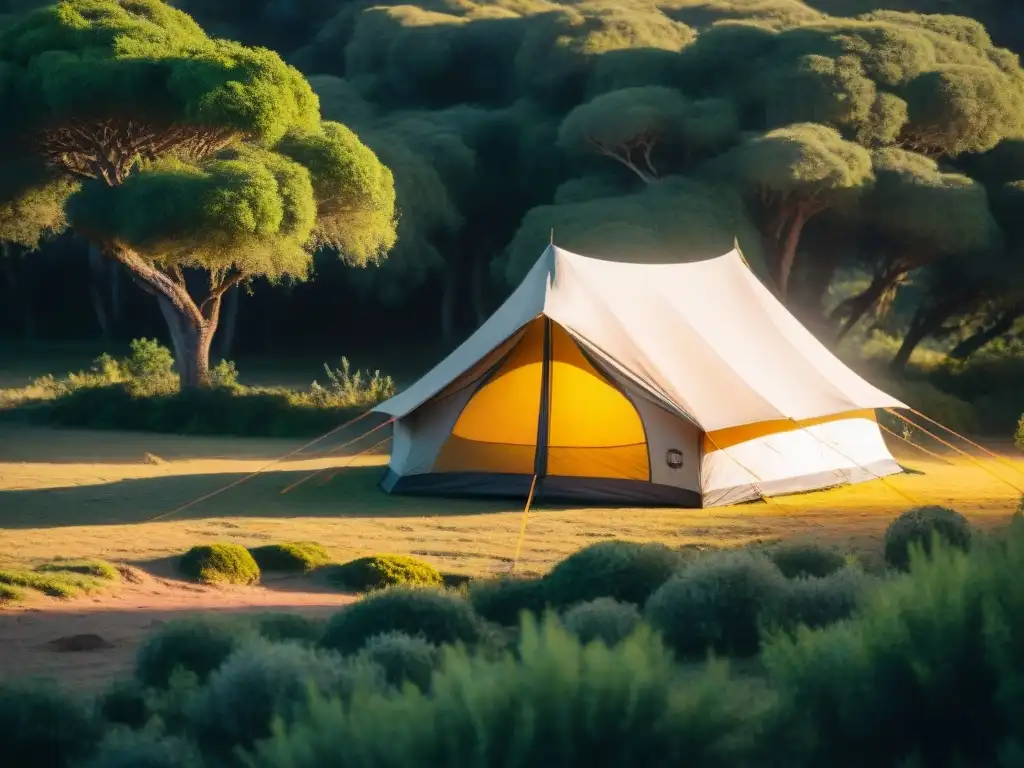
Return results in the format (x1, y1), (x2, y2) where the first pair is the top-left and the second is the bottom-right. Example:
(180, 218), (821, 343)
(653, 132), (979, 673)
(0, 571), (357, 692)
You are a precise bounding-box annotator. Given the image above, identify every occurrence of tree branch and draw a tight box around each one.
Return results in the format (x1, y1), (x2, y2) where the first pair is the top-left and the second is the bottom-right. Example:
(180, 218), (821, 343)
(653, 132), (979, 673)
(588, 137), (656, 184)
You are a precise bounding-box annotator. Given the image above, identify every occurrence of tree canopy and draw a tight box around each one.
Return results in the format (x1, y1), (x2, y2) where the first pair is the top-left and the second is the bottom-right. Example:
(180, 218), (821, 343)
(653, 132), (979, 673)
(6, 0), (1024, 376)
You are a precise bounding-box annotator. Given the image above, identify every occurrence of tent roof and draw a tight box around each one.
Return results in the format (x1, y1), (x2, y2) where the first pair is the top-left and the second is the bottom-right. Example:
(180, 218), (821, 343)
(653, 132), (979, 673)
(374, 245), (905, 431)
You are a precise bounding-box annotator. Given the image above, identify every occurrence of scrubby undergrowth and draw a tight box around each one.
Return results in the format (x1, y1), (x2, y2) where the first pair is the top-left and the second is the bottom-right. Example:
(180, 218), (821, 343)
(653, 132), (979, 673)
(0, 341), (396, 438)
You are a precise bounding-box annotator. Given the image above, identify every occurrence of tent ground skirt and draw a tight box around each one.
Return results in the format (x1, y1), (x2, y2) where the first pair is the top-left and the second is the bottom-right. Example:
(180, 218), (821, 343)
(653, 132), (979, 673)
(380, 469), (702, 507)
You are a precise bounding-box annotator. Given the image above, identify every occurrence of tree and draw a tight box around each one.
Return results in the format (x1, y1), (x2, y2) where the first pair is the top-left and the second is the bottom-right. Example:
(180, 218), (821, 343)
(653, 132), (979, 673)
(831, 148), (1000, 340)
(0, 0), (396, 387)
(710, 123), (873, 300)
(558, 87), (739, 184)
(500, 175), (765, 287)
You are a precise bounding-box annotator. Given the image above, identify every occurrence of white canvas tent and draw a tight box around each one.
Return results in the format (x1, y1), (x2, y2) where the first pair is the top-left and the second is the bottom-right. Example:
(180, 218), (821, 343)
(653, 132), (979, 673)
(372, 245), (906, 507)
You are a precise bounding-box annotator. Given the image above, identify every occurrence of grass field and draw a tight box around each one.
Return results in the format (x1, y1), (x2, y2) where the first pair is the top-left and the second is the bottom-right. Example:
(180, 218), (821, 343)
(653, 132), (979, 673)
(1, 418), (1023, 690)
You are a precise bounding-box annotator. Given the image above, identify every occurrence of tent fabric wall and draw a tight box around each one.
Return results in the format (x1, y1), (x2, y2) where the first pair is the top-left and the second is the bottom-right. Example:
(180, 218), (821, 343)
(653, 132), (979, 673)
(374, 246), (907, 507)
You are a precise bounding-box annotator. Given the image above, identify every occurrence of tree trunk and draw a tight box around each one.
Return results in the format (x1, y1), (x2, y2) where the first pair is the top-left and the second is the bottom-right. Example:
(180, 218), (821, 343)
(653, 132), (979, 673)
(1, 244), (35, 339)
(215, 285), (240, 361)
(775, 206), (811, 301)
(158, 295), (217, 388)
(831, 267), (907, 342)
(890, 295), (967, 374)
(440, 267), (458, 345)
(88, 244), (112, 340)
(950, 304), (1024, 360)
(469, 257), (487, 327)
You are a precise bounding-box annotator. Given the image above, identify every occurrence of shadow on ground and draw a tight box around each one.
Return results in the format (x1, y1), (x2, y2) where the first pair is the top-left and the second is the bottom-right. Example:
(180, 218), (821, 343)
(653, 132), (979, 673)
(0, 421), (390, 464)
(0, 464), (516, 529)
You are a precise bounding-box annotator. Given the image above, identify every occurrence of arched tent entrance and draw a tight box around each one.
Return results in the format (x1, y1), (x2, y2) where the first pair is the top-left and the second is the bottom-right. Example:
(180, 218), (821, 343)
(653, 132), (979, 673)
(375, 246), (905, 508)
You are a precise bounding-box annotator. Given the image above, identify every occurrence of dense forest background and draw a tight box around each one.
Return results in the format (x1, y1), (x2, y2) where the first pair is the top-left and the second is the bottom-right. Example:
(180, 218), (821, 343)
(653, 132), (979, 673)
(3, 0), (1024, 373)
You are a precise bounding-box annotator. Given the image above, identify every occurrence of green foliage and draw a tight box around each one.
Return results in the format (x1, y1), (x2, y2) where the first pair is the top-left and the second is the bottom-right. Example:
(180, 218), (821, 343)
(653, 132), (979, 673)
(186, 640), (377, 755)
(120, 338), (175, 382)
(767, 542), (847, 578)
(249, 612), (327, 646)
(0, 678), (101, 768)
(320, 587), (482, 655)
(764, 527), (1024, 766)
(0, 582), (26, 602)
(2, 348), (393, 438)
(35, 558), (119, 580)
(0, 567), (106, 598)
(179, 543), (261, 586)
(765, 566), (871, 633)
(95, 679), (150, 730)
(254, 616), (761, 768)
(80, 731), (202, 768)
(309, 357), (397, 409)
(562, 597), (642, 646)
(134, 616), (257, 688)
(328, 554), (445, 592)
(883, 505), (973, 570)
(354, 631), (442, 691)
(467, 575), (548, 626)
(543, 539), (686, 609)
(249, 542), (332, 573)
(645, 550), (787, 658)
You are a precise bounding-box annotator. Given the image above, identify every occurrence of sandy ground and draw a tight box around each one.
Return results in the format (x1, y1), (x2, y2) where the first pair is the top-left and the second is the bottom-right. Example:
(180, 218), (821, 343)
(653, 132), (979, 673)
(1, 422), (1023, 690)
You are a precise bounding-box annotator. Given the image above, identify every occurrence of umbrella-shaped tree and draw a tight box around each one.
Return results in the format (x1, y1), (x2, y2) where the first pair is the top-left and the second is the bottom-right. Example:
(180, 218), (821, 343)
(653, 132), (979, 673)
(0, 0), (397, 387)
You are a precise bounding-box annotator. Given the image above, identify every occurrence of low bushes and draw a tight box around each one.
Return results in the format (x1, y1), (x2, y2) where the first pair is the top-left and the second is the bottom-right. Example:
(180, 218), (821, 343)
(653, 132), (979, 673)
(179, 544), (261, 586)
(134, 616), (257, 688)
(328, 554), (444, 592)
(544, 540), (685, 608)
(645, 550), (787, 658)
(766, 567), (870, 633)
(562, 597), (641, 646)
(95, 679), (150, 730)
(0, 582), (26, 602)
(883, 506), (972, 570)
(320, 587), (482, 655)
(34, 559), (120, 580)
(2, 342), (396, 438)
(249, 612), (327, 646)
(82, 732), (201, 768)
(249, 542), (332, 573)
(0, 568), (108, 599)
(767, 542), (847, 579)
(355, 631), (441, 691)
(467, 576), (548, 626)
(0, 678), (101, 768)
(764, 529), (1024, 766)
(253, 617), (760, 768)
(185, 641), (377, 756)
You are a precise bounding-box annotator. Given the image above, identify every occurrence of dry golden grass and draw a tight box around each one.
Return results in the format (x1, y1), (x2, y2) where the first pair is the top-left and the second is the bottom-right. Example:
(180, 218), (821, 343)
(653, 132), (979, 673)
(1, 422), (1021, 581)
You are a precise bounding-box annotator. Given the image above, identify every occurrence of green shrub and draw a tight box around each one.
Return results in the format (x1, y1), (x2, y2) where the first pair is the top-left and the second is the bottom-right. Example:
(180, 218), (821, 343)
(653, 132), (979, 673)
(80, 731), (202, 768)
(883, 506), (972, 571)
(35, 559), (119, 580)
(320, 587), (482, 655)
(179, 543), (261, 586)
(0, 582), (26, 602)
(135, 616), (258, 688)
(355, 631), (442, 691)
(544, 540), (686, 608)
(249, 542), (331, 573)
(253, 616), (761, 768)
(249, 612), (327, 645)
(96, 679), (150, 729)
(562, 597), (642, 646)
(767, 542), (846, 579)
(765, 567), (870, 633)
(645, 550), (786, 658)
(764, 530), (1024, 766)
(122, 338), (176, 381)
(186, 640), (379, 755)
(0, 568), (105, 598)
(467, 576), (548, 626)
(328, 554), (444, 591)
(0, 678), (101, 768)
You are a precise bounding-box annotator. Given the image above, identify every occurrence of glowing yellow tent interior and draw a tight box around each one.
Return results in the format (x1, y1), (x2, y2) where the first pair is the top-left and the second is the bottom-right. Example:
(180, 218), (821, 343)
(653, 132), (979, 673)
(372, 245), (907, 507)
